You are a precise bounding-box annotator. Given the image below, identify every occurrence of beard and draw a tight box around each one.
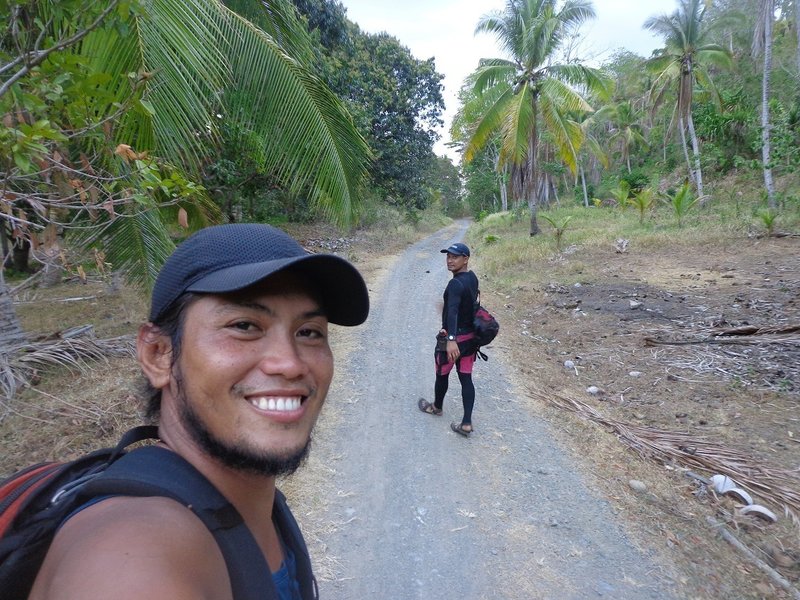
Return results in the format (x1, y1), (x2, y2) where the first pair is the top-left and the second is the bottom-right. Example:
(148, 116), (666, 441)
(173, 369), (311, 477)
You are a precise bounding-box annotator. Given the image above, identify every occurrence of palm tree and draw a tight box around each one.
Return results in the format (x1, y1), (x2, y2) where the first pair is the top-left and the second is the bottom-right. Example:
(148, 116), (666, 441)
(575, 112), (608, 207)
(644, 0), (732, 201)
(0, 0), (370, 373)
(753, 0), (776, 210)
(464, 0), (608, 235)
(593, 100), (648, 173)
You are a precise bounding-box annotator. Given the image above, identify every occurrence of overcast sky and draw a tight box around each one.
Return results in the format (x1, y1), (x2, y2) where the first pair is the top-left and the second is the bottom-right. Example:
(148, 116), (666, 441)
(337, 0), (678, 160)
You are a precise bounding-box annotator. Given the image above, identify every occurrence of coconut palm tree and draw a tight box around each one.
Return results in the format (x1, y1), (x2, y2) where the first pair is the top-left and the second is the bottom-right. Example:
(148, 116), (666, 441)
(464, 0), (608, 235)
(575, 111), (609, 207)
(644, 0), (732, 200)
(593, 100), (648, 173)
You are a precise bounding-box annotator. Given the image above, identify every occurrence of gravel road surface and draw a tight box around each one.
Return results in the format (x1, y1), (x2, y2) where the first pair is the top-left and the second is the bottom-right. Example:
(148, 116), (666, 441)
(298, 221), (681, 599)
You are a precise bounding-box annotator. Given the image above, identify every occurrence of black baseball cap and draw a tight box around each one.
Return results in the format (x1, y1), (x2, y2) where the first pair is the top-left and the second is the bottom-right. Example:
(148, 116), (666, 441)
(149, 223), (369, 326)
(440, 242), (470, 257)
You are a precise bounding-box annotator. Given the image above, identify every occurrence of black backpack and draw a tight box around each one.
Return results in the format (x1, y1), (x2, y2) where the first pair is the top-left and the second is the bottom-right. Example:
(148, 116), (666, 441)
(455, 278), (500, 359)
(0, 426), (317, 600)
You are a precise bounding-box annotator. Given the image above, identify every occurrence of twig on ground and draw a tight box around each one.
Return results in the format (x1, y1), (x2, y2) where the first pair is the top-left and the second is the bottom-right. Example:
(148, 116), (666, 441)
(706, 517), (800, 600)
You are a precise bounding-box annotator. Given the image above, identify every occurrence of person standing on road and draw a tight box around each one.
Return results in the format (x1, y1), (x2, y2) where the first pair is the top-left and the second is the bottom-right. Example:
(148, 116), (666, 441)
(418, 242), (479, 437)
(29, 223), (369, 600)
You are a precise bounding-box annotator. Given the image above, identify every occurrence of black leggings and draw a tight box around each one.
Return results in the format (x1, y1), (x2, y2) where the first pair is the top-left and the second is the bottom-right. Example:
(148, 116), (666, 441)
(433, 371), (475, 425)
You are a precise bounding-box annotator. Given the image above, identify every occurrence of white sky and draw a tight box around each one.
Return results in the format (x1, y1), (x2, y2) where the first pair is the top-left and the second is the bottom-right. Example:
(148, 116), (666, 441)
(337, 0), (678, 161)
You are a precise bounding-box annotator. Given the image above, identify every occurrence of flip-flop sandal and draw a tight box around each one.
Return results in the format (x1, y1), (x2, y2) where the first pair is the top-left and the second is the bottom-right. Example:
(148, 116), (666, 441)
(418, 398), (442, 416)
(450, 422), (472, 437)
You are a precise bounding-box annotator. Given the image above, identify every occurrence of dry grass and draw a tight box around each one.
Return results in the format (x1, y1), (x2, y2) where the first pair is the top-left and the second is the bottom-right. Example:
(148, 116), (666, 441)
(477, 212), (800, 598)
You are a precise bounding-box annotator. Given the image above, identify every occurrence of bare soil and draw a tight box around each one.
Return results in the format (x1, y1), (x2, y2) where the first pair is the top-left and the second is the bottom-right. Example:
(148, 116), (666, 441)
(491, 233), (800, 599)
(1, 222), (798, 599)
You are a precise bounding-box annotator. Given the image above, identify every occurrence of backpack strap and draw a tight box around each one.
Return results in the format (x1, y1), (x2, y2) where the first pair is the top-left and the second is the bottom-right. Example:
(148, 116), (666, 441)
(79, 445), (276, 600)
(273, 489), (318, 599)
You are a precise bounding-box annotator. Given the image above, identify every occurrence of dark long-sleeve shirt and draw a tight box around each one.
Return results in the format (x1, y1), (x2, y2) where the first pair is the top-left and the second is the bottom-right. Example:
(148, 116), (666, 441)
(441, 270), (479, 335)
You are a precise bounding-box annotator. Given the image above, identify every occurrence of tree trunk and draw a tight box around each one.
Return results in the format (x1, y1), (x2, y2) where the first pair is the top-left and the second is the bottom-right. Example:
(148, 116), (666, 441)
(553, 177), (560, 207)
(580, 164), (589, 207)
(795, 0), (800, 79)
(678, 116), (694, 187)
(540, 176), (550, 208)
(499, 166), (508, 212)
(528, 200), (540, 236)
(687, 112), (704, 201)
(0, 276), (27, 353)
(493, 150), (509, 212)
(526, 124), (540, 236)
(12, 238), (30, 273)
(761, 0), (776, 209)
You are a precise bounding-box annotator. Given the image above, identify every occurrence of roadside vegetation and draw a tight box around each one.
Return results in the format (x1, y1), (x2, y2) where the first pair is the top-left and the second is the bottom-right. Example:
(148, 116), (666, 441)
(1, 0), (799, 596)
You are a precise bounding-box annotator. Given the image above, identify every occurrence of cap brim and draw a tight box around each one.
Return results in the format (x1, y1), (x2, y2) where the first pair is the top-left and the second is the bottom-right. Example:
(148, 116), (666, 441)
(186, 254), (369, 326)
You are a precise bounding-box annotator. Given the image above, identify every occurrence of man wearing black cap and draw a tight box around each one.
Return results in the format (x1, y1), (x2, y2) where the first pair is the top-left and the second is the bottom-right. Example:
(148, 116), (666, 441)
(418, 242), (479, 437)
(30, 224), (369, 600)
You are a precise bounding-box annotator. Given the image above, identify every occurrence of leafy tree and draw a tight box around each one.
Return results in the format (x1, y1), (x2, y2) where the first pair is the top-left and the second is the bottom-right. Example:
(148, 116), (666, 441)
(601, 50), (651, 101)
(428, 156), (463, 215)
(463, 0), (609, 236)
(644, 0), (733, 200)
(326, 29), (444, 210)
(0, 0), (370, 357)
(287, 0), (349, 49)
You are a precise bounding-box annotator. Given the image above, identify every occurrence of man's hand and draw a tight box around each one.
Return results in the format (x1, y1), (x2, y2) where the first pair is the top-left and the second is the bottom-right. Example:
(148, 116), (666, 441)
(446, 340), (460, 363)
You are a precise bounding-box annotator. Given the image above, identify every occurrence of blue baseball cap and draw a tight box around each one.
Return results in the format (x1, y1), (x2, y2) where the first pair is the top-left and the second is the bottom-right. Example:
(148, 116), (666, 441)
(149, 224), (369, 326)
(440, 242), (470, 257)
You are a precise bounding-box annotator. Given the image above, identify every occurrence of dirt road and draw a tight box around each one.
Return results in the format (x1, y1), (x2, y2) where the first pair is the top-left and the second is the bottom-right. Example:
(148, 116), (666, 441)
(290, 222), (680, 599)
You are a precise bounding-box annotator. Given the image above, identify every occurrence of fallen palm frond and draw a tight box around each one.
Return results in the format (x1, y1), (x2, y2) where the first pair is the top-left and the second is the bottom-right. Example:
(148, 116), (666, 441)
(644, 332), (800, 347)
(528, 385), (800, 526)
(0, 335), (135, 405)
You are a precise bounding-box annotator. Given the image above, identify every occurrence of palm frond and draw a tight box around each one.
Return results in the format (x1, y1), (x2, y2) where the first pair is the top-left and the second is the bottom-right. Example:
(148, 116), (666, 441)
(75, 209), (177, 294)
(538, 98), (582, 174)
(81, 0), (231, 170)
(223, 8), (370, 227)
(0, 335), (136, 404)
(473, 62), (517, 95)
(464, 87), (515, 163)
(500, 85), (535, 166)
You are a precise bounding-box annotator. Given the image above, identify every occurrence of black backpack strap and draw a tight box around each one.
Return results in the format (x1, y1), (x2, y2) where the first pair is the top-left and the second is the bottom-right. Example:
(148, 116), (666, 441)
(273, 489), (318, 599)
(79, 446), (275, 600)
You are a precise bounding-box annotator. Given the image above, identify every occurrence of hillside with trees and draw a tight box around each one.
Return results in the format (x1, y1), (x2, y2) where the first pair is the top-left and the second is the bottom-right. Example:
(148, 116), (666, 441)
(452, 0), (800, 232)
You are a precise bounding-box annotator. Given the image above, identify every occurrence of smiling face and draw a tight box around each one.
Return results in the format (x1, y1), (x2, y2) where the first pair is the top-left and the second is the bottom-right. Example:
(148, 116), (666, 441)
(145, 271), (334, 477)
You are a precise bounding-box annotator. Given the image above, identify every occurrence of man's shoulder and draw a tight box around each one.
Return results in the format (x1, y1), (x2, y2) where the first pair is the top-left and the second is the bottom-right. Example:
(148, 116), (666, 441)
(454, 271), (478, 289)
(31, 496), (230, 600)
